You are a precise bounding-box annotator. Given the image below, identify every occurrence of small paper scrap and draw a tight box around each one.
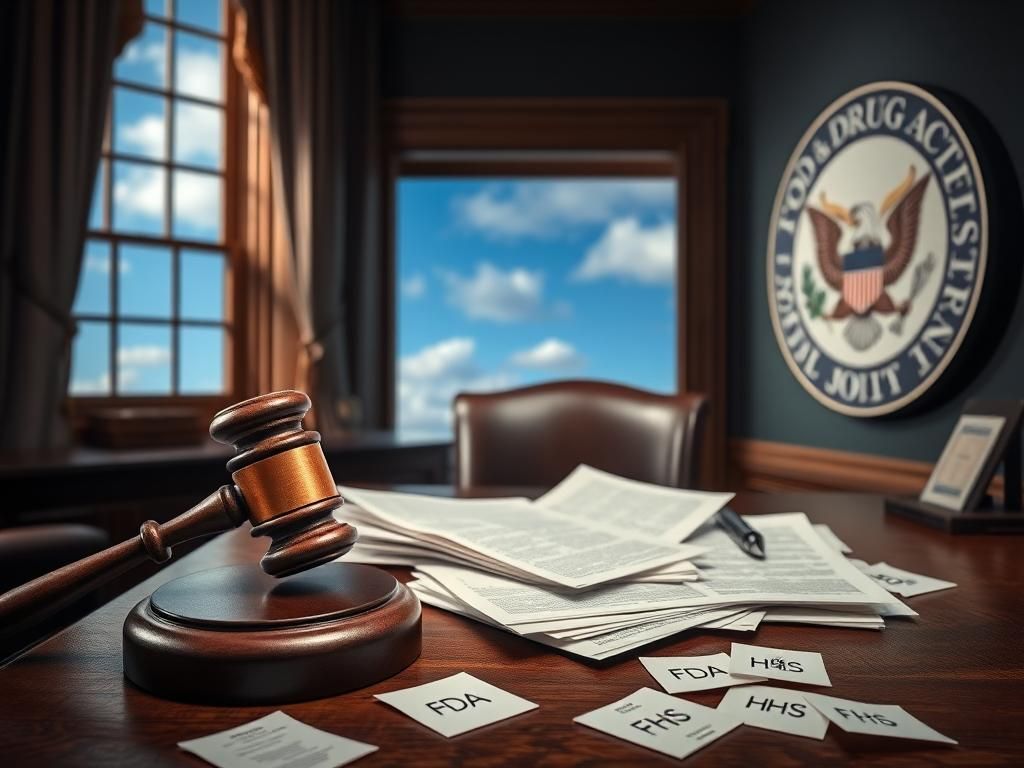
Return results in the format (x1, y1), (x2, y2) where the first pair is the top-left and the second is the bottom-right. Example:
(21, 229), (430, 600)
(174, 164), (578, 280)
(859, 562), (957, 597)
(574, 687), (740, 760)
(718, 685), (828, 740)
(803, 692), (957, 744)
(639, 652), (764, 693)
(729, 642), (832, 687)
(374, 672), (538, 737)
(178, 711), (377, 768)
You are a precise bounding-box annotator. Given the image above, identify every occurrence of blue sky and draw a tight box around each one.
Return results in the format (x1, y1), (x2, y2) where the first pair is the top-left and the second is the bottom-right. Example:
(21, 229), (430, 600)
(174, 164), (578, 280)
(397, 178), (677, 436)
(70, 241), (226, 396)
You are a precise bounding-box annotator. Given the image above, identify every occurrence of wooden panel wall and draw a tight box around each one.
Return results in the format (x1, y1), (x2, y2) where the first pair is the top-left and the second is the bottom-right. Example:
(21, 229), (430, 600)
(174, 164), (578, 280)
(730, 438), (1006, 499)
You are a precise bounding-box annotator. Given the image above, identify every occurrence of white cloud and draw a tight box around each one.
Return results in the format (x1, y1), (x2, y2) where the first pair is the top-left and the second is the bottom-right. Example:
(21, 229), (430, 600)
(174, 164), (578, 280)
(114, 165), (164, 223)
(120, 114), (164, 158)
(176, 49), (221, 101)
(440, 262), (545, 323)
(117, 345), (170, 366)
(113, 164), (220, 235)
(398, 337), (515, 435)
(400, 337), (476, 380)
(122, 39), (220, 102)
(124, 40), (165, 78)
(70, 371), (111, 395)
(84, 253), (130, 274)
(119, 103), (220, 166)
(455, 180), (674, 239)
(401, 274), (426, 299)
(70, 367), (141, 395)
(175, 101), (221, 164)
(173, 171), (221, 234)
(573, 217), (675, 284)
(510, 338), (584, 372)
(72, 346), (167, 394)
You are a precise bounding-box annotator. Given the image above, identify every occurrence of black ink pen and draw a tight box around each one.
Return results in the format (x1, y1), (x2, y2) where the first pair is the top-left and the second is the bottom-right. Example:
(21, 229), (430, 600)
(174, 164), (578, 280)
(716, 507), (766, 559)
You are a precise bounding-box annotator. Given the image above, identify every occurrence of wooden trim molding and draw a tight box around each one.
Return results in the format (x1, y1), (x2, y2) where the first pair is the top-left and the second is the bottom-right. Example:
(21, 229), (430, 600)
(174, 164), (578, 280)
(383, 98), (730, 488)
(730, 438), (1006, 499)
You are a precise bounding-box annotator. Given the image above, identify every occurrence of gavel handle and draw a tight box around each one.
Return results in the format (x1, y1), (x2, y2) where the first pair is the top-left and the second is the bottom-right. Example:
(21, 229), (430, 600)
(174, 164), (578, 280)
(0, 485), (248, 638)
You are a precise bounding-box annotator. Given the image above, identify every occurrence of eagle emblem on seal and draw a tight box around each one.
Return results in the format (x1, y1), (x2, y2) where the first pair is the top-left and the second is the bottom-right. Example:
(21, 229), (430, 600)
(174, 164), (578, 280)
(805, 166), (934, 350)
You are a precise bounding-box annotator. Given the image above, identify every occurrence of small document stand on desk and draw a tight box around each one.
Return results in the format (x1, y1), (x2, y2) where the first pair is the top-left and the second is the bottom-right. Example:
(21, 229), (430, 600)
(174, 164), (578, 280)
(885, 400), (1023, 533)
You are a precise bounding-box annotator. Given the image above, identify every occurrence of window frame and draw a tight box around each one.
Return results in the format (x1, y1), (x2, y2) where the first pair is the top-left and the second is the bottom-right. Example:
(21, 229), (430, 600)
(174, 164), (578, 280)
(68, 2), (247, 431)
(382, 99), (729, 487)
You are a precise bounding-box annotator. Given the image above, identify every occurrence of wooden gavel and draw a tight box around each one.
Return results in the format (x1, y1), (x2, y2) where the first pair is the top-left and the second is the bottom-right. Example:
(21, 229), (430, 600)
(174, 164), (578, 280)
(0, 391), (358, 636)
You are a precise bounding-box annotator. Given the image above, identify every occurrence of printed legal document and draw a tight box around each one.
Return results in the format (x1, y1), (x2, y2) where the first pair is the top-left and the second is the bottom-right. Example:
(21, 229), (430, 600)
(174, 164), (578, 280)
(535, 464), (733, 541)
(339, 485), (703, 589)
(177, 711), (377, 768)
(406, 513), (909, 659)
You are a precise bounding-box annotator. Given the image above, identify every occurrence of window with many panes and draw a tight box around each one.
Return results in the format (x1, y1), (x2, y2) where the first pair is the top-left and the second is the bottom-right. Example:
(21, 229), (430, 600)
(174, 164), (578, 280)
(70, 0), (231, 398)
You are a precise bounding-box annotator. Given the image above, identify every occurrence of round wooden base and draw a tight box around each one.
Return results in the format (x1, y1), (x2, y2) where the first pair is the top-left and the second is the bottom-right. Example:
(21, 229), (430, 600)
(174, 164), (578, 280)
(123, 563), (421, 705)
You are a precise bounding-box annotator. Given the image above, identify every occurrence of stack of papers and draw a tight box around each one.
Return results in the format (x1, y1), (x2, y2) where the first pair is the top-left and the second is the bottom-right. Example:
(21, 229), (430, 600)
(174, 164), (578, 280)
(339, 466), (725, 589)
(337, 466), (914, 660)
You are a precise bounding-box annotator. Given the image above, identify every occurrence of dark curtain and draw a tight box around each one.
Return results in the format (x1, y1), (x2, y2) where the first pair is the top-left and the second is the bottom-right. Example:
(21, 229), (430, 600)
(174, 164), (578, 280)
(0, 0), (141, 453)
(236, 0), (383, 436)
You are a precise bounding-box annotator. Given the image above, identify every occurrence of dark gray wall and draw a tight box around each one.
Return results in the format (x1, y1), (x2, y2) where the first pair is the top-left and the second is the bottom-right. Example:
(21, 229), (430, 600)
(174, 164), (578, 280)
(383, 17), (737, 98)
(731, 0), (1024, 461)
(384, 2), (1024, 463)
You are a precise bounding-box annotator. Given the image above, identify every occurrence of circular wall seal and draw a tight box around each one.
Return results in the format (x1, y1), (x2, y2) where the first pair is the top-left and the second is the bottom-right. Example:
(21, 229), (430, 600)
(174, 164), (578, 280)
(767, 81), (988, 416)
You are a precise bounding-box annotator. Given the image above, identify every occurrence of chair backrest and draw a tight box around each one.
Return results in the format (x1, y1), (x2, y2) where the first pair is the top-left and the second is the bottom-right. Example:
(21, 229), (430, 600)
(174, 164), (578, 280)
(454, 380), (708, 492)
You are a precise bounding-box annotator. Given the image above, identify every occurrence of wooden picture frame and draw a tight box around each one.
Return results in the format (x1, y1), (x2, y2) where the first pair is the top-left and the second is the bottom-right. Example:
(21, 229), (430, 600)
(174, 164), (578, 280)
(885, 399), (1023, 532)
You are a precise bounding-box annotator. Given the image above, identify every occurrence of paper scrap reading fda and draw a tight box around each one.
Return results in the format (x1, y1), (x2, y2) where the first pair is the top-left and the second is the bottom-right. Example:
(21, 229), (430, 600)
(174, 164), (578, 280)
(803, 692), (957, 744)
(574, 687), (740, 760)
(639, 653), (763, 694)
(177, 711), (377, 768)
(339, 485), (701, 589)
(535, 464), (734, 542)
(374, 672), (538, 738)
(718, 685), (829, 740)
(730, 642), (832, 687)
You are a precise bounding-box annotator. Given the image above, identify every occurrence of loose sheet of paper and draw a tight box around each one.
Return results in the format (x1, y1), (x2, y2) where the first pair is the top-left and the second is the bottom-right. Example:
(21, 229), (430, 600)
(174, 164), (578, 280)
(639, 653), (763, 693)
(691, 514), (913, 616)
(340, 485), (698, 589)
(574, 687), (740, 760)
(374, 672), (537, 737)
(177, 711), (377, 768)
(803, 692), (957, 744)
(812, 524), (853, 554)
(857, 562), (957, 597)
(730, 642), (832, 687)
(535, 464), (734, 542)
(718, 685), (828, 740)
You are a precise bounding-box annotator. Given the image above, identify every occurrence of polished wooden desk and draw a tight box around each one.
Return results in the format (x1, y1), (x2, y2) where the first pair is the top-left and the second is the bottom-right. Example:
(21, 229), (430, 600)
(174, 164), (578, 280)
(1, 491), (1021, 766)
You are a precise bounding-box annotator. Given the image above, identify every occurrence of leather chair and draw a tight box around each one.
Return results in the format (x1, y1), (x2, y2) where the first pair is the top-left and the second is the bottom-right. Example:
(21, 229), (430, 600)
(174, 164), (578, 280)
(0, 523), (110, 660)
(454, 380), (708, 492)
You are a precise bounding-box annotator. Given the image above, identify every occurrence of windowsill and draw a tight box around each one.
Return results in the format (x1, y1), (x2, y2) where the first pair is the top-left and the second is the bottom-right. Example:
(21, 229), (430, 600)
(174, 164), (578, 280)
(0, 429), (452, 476)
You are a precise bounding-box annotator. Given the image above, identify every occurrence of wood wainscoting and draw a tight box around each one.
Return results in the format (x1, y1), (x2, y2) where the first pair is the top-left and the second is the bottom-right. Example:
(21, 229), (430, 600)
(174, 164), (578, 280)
(729, 438), (1006, 499)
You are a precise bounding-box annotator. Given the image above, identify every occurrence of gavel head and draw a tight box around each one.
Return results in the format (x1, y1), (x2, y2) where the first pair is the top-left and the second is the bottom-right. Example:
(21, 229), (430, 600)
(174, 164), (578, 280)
(210, 390), (358, 577)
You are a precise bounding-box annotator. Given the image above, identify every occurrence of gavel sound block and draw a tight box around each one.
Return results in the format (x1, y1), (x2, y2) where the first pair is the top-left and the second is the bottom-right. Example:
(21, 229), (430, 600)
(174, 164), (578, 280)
(0, 391), (421, 705)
